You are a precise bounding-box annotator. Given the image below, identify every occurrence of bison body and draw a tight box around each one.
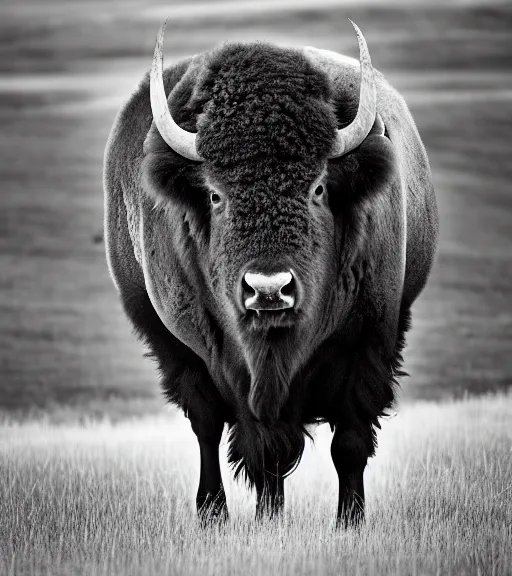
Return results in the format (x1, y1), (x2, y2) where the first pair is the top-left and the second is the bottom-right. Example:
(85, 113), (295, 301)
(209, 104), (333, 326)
(104, 28), (438, 525)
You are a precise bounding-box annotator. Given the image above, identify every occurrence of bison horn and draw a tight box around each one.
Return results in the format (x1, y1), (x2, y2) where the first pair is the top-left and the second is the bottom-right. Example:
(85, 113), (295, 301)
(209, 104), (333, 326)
(150, 21), (203, 162)
(328, 20), (377, 158)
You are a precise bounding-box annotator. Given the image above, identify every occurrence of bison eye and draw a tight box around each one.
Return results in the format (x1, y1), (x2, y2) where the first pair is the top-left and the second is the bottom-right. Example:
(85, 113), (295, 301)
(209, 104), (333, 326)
(210, 192), (222, 205)
(314, 184), (324, 197)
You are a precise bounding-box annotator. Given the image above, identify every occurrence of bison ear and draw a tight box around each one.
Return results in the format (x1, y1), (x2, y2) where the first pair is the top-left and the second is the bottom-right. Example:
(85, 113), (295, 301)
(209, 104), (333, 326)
(141, 125), (207, 210)
(327, 131), (397, 214)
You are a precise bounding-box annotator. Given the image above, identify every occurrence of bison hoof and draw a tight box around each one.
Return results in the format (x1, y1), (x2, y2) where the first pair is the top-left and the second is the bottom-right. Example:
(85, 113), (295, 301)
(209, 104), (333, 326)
(336, 502), (365, 530)
(197, 492), (229, 526)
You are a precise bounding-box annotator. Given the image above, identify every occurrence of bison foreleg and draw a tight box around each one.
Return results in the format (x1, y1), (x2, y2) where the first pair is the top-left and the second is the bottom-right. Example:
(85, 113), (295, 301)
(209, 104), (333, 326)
(331, 427), (370, 528)
(188, 408), (228, 524)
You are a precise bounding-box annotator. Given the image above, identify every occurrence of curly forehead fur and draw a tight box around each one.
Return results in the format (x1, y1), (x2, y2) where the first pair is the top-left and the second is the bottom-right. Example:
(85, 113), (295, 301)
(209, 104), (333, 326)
(194, 43), (337, 170)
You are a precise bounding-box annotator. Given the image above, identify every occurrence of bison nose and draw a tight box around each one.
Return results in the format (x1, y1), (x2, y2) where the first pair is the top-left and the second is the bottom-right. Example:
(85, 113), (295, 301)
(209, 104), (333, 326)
(243, 271), (295, 311)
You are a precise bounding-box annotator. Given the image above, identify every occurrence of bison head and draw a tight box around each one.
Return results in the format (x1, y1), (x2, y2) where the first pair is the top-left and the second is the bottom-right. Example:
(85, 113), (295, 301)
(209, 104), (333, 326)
(142, 22), (394, 423)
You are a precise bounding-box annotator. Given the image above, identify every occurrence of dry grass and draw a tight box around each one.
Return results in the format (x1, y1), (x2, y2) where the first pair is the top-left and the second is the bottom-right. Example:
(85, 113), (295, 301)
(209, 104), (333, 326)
(1, 393), (511, 575)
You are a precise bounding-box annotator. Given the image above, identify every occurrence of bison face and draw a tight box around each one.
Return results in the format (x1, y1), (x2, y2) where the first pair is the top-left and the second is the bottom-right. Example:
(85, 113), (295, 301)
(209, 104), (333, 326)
(190, 43), (341, 342)
(203, 161), (335, 335)
(201, 158), (339, 421)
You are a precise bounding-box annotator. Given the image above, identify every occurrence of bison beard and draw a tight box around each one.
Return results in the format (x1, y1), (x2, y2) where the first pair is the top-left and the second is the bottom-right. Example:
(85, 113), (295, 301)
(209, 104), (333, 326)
(228, 328), (311, 489)
(245, 329), (306, 423)
(248, 342), (288, 423)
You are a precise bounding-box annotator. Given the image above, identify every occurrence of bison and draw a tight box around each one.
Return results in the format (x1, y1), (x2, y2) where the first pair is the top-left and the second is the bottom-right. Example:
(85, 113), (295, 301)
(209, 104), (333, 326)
(103, 20), (438, 527)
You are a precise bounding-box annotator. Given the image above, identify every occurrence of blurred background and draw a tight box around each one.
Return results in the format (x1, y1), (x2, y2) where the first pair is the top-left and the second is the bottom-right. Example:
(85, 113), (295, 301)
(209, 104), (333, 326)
(1, 0), (511, 421)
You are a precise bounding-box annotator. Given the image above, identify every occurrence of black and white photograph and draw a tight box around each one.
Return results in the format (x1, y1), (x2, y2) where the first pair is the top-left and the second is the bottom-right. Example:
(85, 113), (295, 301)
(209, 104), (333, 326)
(1, 0), (511, 574)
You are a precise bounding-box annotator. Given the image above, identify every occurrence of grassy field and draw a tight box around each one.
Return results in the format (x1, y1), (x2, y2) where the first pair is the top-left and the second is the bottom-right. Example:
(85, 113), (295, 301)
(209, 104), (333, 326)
(1, 392), (511, 575)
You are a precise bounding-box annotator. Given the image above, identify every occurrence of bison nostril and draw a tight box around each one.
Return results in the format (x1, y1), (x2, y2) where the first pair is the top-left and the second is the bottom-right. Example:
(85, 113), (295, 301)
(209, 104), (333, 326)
(280, 276), (295, 297)
(242, 276), (256, 297)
